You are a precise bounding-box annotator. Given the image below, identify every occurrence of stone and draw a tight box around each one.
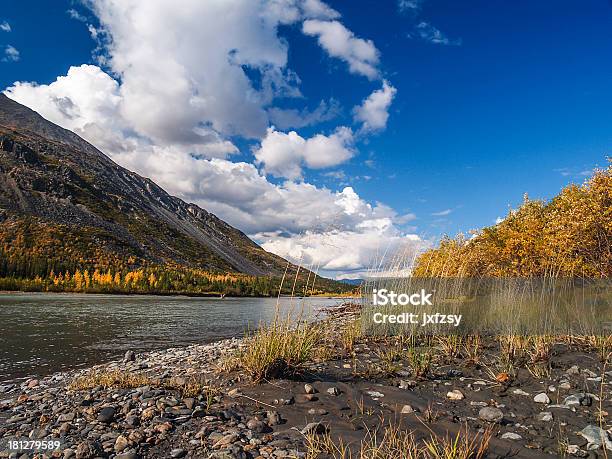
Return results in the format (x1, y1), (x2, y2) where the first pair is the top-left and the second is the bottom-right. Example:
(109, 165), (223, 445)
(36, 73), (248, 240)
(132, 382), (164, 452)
(501, 432), (522, 440)
(564, 393), (591, 407)
(214, 433), (239, 448)
(558, 381), (571, 390)
(123, 350), (136, 362)
(58, 412), (76, 422)
(301, 422), (328, 435)
(536, 412), (553, 422)
(115, 453), (138, 459)
(401, 405), (417, 414)
(566, 365), (580, 375)
(75, 441), (100, 459)
(478, 407), (504, 423)
(97, 406), (115, 423)
(399, 380), (417, 390)
(447, 389), (464, 400)
(304, 384), (316, 394)
(114, 435), (129, 453)
(247, 418), (271, 433)
(308, 408), (329, 415)
(534, 393), (550, 404)
(267, 410), (282, 426)
(327, 387), (340, 396)
(578, 425), (612, 450)
(170, 449), (187, 458)
(227, 388), (242, 398)
(512, 389), (530, 396)
(366, 390), (384, 398)
(141, 406), (156, 420)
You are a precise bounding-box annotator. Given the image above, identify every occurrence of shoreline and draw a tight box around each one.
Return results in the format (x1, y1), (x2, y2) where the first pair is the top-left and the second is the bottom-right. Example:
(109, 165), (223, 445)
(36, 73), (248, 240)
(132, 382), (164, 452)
(1, 311), (611, 458)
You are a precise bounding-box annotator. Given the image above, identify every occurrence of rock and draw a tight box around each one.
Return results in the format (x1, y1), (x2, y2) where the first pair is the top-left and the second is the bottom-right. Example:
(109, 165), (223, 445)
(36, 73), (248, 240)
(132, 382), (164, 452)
(327, 387), (340, 396)
(304, 384), (316, 394)
(401, 405), (417, 414)
(247, 418), (271, 433)
(227, 388), (242, 398)
(566, 365), (580, 375)
(115, 452), (138, 459)
(114, 435), (129, 453)
(308, 408), (329, 415)
(534, 393), (550, 404)
(447, 389), (464, 400)
(123, 350), (136, 362)
(558, 381), (571, 390)
(27, 379), (39, 388)
(536, 412), (553, 422)
(501, 432), (522, 440)
(141, 406), (156, 420)
(75, 441), (100, 459)
(366, 390), (384, 398)
(214, 433), (239, 448)
(301, 422), (328, 435)
(478, 407), (504, 423)
(512, 389), (530, 396)
(564, 393), (592, 407)
(578, 425), (612, 450)
(97, 406), (116, 423)
(170, 449), (187, 458)
(267, 410), (282, 426)
(399, 380), (417, 390)
(183, 398), (195, 410)
(58, 412), (76, 422)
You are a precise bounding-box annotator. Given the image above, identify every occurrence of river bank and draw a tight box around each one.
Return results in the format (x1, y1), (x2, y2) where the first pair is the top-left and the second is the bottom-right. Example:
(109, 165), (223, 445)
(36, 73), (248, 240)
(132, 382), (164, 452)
(0, 306), (611, 458)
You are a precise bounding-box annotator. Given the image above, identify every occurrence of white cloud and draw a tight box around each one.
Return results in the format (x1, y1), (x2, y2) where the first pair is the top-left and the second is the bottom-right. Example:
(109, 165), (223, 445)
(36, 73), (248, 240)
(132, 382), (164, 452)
(0, 21), (11, 32)
(3, 0), (416, 279)
(431, 208), (452, 216)
(398, 0), (423, 12)
(353, 80), (397, 132)
(302, 19), (380, 79)
(268, 99), (340, 130)
(254, 126), (354, 179)
(410, 22), (461, 46)
(2, 45), (19, 62)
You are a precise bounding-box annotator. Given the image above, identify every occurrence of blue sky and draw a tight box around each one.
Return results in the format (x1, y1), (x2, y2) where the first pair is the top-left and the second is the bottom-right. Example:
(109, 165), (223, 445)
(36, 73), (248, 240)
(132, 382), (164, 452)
(1, 0), (610, 277)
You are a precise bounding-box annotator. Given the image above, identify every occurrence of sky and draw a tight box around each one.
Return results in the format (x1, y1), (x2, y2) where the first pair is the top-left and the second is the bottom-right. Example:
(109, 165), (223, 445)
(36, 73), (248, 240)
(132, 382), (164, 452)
(0, 0), (610, 279)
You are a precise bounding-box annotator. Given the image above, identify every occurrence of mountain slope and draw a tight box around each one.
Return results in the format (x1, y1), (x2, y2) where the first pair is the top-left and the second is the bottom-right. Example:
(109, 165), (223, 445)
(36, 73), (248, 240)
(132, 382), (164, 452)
(0, 94), (309, 282)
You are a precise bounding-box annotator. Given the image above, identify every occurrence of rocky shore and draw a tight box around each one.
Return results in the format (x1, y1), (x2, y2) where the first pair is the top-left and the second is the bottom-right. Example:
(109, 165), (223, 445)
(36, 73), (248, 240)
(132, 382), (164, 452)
(0, 310), (611, 459)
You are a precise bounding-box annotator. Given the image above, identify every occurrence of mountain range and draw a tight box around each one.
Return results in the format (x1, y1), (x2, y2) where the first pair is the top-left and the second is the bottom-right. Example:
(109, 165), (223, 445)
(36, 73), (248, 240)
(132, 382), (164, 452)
(0, 94), (345, 294)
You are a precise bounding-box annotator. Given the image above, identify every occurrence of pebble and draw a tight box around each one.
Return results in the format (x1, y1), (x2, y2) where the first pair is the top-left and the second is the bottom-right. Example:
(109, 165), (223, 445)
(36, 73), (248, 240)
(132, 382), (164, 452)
(366, 390), (384, 398)
(478, 407), (504, 423)
(301, 422), (328, 435)
(327, 387), (340, 396)
(170, 448), (187, 458)
(536, 412), (553, 422)
(446, 389), (464, 400)
(401, 404), (417, 414)
(533, 393), (550, 404)
(512, 389), (530, 396)
(578, 425), (612, 450)
(97, 406), (116, 423)
(304, 384), (316, 394)
(501, 432), (522, 440)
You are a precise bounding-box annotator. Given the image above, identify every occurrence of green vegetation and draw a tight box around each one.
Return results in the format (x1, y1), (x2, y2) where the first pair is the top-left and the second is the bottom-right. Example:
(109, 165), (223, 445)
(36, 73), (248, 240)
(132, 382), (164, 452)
(413, 162), (611, 277)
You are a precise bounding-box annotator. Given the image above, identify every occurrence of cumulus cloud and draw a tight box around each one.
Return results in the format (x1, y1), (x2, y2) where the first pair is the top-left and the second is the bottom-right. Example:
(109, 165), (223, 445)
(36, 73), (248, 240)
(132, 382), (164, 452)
(353, 80), (397, 132)
(254, 127), (354, 179)
(410, 22), (461, 46)
(302, 20), (380, 79)
(2, 45), (19, 62)
(3, 0), (418, 279)
(0, 21), (11, 32)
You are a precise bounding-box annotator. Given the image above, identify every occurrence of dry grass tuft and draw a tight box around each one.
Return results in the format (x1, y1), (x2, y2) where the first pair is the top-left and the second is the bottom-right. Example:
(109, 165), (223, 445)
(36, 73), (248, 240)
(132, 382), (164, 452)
(305, 422), (492, 459)
(69, 370), (154, 391)
(237, 315), (324, 382)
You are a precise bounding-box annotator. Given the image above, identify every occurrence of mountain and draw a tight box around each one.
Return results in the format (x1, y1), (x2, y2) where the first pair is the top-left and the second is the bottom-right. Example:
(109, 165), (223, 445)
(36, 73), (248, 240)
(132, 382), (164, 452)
(0, 94), (345, 293)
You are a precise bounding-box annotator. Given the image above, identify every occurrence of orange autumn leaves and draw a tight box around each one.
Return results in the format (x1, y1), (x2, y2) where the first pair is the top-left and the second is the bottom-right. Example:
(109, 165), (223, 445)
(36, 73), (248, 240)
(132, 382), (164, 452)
(413, 162), (611, 278)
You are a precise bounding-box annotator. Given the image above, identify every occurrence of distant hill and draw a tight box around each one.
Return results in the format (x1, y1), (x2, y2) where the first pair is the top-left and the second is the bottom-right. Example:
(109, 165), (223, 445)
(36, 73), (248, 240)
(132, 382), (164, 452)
(0, 94), (349, 295)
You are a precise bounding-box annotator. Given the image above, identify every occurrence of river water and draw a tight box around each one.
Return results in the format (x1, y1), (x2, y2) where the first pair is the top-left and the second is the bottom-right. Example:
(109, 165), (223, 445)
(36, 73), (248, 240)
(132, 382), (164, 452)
(0, 293), (344, 383)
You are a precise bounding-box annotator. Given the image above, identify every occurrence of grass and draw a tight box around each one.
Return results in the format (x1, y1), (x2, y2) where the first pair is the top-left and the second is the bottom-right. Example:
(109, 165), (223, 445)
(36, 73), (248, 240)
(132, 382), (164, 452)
(236, 313), (325, 382)
(304, 421), (492, 459)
